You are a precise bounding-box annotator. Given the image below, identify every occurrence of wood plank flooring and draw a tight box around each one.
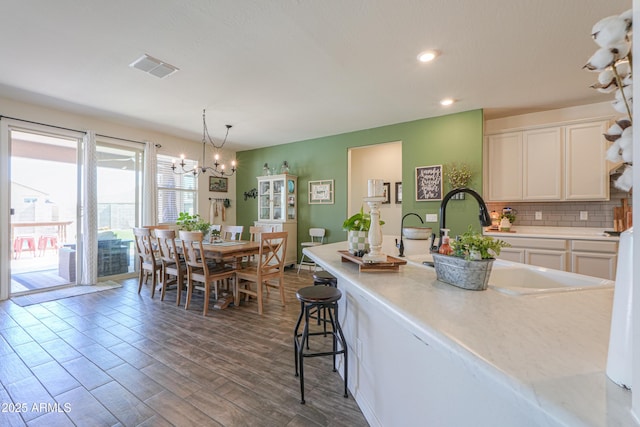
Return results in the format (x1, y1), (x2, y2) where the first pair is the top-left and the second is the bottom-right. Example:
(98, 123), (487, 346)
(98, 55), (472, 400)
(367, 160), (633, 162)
(0, 270), (369, 426)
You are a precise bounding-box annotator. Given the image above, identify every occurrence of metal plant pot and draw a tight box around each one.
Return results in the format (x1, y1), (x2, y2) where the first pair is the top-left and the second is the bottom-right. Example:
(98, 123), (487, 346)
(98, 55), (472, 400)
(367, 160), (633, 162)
(432, 253), (494, 291)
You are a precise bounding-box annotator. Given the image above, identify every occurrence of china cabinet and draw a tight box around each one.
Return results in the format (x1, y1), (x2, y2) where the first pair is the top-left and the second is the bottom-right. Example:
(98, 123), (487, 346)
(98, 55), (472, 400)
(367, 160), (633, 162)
(255, 174), (297, 267)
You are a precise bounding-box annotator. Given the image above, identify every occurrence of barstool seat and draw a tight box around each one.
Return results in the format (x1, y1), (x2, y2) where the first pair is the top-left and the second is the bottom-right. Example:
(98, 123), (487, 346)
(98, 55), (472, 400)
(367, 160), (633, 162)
(38, 234), (58, 256)
(313, 270), (337, 287)
(293, 285), (348, 404)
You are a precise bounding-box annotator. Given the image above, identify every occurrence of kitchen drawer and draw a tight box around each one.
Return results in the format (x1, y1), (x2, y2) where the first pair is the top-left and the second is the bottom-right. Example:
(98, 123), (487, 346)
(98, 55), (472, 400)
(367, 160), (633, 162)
(571, 240), (618, 254)
(500, 237), (567, 251)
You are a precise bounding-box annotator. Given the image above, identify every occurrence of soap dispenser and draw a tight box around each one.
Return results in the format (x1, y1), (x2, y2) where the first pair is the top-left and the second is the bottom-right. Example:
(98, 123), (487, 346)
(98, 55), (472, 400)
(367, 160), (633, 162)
(438, 228), (453, 255)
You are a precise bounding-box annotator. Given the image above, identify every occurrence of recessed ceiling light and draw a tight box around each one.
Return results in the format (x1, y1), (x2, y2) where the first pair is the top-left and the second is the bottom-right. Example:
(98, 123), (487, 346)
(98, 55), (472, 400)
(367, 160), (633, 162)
(440, 98), (455, 106)
(417, 50), (439, 63)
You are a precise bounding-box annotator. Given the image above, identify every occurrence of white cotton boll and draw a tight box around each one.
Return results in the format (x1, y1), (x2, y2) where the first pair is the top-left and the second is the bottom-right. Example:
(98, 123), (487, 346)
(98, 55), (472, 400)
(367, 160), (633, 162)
(606, 140), (623, 162)
(592, 15), (630, 47)
(619, 9), (633, 28)
(614, 166), (634, 192)
(612, 98), (631, 114)
(622, 75), (633, 87)
(615, 85), (633, 102)
(598, 69), (616, 85)
(618, 133), (632, 151)
(616, 61), (631, 77)
(611, 42), (631, 60)
(608, 123), (624, 135)
(584, 48), (615, 71)
(621, 144), (633, 162)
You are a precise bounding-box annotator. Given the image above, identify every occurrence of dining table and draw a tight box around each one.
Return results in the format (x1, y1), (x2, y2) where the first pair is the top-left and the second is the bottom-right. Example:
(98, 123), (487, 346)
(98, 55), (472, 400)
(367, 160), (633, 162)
(177, 239), (265, 309)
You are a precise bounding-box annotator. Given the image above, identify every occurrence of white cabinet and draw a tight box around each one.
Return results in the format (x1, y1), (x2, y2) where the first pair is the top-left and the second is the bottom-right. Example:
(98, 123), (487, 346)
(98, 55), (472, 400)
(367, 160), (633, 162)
(486, 132), (522, 201)
(256, 174), (297, 267)
(497, 237), (568, 270)
(564, 122), (610, 200)
(571, 240), (618, 280)
(485, 120), (610, 202)
(495, 235), (618, 280)
(523, 127), (563, 200)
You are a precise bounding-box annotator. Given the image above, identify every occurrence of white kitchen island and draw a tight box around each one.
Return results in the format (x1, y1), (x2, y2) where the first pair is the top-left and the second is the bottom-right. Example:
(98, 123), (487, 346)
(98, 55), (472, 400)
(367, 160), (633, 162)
(303, 239), (637, 427)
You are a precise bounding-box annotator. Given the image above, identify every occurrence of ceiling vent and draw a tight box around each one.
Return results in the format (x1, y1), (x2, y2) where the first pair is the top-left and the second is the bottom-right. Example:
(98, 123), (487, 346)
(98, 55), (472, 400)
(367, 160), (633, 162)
(129, 54), (179, 79)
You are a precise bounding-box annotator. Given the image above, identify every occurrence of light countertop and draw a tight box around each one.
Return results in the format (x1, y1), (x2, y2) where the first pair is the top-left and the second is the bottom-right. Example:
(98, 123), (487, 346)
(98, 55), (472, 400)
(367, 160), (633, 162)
(304, 239), (636, 426)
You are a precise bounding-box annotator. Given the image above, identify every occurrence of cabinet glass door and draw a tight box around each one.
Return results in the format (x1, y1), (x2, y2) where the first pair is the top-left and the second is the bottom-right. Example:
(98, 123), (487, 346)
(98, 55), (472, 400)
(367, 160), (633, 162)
(287, 179), (296, 220)
(272, 178), (283, 220)
(259, 181), (271, 220)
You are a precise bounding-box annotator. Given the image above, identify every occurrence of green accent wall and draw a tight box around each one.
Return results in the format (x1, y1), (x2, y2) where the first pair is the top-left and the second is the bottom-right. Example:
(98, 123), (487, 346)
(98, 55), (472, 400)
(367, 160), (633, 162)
(235, 109), (484, 260)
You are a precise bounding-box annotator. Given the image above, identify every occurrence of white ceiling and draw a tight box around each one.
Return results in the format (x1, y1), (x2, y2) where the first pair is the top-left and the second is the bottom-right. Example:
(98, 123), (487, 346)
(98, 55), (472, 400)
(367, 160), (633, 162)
(0, 0), (630, 151)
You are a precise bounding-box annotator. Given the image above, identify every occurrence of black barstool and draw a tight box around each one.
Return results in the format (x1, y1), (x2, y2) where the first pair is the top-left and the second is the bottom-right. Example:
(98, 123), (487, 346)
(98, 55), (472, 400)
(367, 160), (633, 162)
(311, 270), (337, 329)
(313, 270), (338, 287)
(293, 285), (348, 404)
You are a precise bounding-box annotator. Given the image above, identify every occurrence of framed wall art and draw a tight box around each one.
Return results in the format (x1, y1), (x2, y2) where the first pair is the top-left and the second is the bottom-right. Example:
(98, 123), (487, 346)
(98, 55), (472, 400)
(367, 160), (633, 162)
(209, 176), (228, 192)
(395, 182), (402, 204)
(382, 182), (391, 204)
(415, 165), (443, 201)
(309, 179), (334, 204)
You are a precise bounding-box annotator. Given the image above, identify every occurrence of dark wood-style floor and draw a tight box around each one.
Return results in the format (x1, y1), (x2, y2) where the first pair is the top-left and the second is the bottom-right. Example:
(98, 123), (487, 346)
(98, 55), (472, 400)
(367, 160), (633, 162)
(0, 270), (369, 426)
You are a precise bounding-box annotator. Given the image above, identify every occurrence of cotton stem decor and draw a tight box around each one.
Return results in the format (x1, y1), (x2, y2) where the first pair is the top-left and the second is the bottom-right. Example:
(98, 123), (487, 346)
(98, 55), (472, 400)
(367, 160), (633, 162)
(585, 9), (633, 191)
(445, 162), (473, 189)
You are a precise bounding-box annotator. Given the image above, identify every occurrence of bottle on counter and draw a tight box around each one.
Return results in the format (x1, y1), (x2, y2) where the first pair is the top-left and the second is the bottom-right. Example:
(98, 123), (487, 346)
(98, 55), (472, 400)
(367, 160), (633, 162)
(438, 228), (454, 255)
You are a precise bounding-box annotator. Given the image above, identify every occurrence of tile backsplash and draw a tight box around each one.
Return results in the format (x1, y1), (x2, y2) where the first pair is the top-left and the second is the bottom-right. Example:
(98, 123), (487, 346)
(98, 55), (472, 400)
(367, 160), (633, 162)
(486, 182), (632, 229)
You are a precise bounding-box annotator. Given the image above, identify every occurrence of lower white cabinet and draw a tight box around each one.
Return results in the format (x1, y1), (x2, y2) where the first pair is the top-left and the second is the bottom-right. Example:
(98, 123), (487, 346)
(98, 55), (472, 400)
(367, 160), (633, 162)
(254, 221), (297, 268)
(571, 240), (618, 280)
(495, 236), (618, 280)
(497, 237), (568, 271)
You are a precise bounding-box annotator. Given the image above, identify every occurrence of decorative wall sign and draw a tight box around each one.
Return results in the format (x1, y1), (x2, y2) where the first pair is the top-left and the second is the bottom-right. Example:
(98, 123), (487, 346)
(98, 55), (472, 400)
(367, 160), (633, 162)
(309, 179), (334, 204)
(415, 165), (443, 201)
(395, 182), (402, 204)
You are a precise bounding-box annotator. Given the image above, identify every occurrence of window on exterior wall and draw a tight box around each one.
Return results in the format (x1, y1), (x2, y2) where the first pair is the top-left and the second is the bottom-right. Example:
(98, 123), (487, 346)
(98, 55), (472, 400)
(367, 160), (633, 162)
(157, 154), (197, 223)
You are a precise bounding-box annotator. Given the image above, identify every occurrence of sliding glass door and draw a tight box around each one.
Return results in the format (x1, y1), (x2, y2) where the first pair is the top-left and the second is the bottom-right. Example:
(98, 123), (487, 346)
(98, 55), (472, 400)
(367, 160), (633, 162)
(8, 127), (81, 294)
(96, 140), (143, 278)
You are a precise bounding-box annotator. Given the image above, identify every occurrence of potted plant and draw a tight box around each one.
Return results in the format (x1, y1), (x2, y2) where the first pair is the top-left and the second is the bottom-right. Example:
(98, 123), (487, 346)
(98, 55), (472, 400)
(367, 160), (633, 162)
(499, 212), (516, 231)
(342, 206), (385, 255)
(176, 212), (211, 236)
(432, 226), (510, 291)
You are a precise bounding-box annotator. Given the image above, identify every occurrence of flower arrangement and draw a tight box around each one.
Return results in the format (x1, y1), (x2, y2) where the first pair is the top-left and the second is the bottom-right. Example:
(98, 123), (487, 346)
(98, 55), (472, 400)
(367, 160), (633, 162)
(450, 226), (511, 261)
(584, 9), (633, 191)
(445, 162), (473, 189)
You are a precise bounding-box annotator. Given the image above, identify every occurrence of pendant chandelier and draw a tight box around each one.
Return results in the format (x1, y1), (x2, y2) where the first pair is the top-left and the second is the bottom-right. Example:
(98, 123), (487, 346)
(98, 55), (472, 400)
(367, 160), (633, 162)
(171, 109), (237, 177)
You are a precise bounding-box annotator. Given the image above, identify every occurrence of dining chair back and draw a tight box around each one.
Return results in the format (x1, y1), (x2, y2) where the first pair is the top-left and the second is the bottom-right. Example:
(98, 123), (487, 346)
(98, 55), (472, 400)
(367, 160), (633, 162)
(246, 225), (275, 265)
(155, 229), (186, 306)
(235, 231), (288, 315)
(221, 225), (244, 240)
(133, 227), (162, 298)
(297, 228), (326, 273)
(179, 230), (235, 316)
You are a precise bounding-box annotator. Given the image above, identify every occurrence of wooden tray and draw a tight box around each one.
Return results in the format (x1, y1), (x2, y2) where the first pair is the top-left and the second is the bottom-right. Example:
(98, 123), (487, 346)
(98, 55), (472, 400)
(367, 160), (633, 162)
(338, 250), (407, 272)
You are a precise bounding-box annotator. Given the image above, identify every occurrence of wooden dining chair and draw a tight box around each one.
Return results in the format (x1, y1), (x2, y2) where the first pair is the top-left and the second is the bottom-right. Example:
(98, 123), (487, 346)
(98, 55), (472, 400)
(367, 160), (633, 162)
(179, 230), (236, 316)
(235, 231), (288, 315)
(246, 225), (275, 266)
(221, 225), (244, 240)
(133, 227), (162, 298)
(155, 229), (187, 306)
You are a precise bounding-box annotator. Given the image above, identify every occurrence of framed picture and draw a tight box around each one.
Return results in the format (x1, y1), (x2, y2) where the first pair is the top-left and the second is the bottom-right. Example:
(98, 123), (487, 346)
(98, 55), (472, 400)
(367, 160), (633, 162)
(309, 179), (334, 204)
(382, 182), (391, 204)
(416, 165), (443, 201)
(395, 182), (402, 204)
(209, 176), (228, 192)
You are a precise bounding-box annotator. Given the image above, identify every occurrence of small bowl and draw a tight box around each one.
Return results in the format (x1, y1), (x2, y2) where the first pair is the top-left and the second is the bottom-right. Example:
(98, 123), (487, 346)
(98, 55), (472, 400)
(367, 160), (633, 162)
(402, 227), (433, 240)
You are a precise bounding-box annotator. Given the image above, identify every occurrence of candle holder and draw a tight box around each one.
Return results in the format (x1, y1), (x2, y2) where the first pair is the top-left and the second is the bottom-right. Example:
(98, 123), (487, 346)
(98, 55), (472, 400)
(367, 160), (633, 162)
(362, 196), (387, 263)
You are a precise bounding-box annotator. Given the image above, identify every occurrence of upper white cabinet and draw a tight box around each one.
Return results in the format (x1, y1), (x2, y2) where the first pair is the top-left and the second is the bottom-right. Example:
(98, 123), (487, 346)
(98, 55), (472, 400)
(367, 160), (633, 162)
(564, 122), (609, 200)
(486, 132), (523, 201)
(485, 120), (610, 202)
